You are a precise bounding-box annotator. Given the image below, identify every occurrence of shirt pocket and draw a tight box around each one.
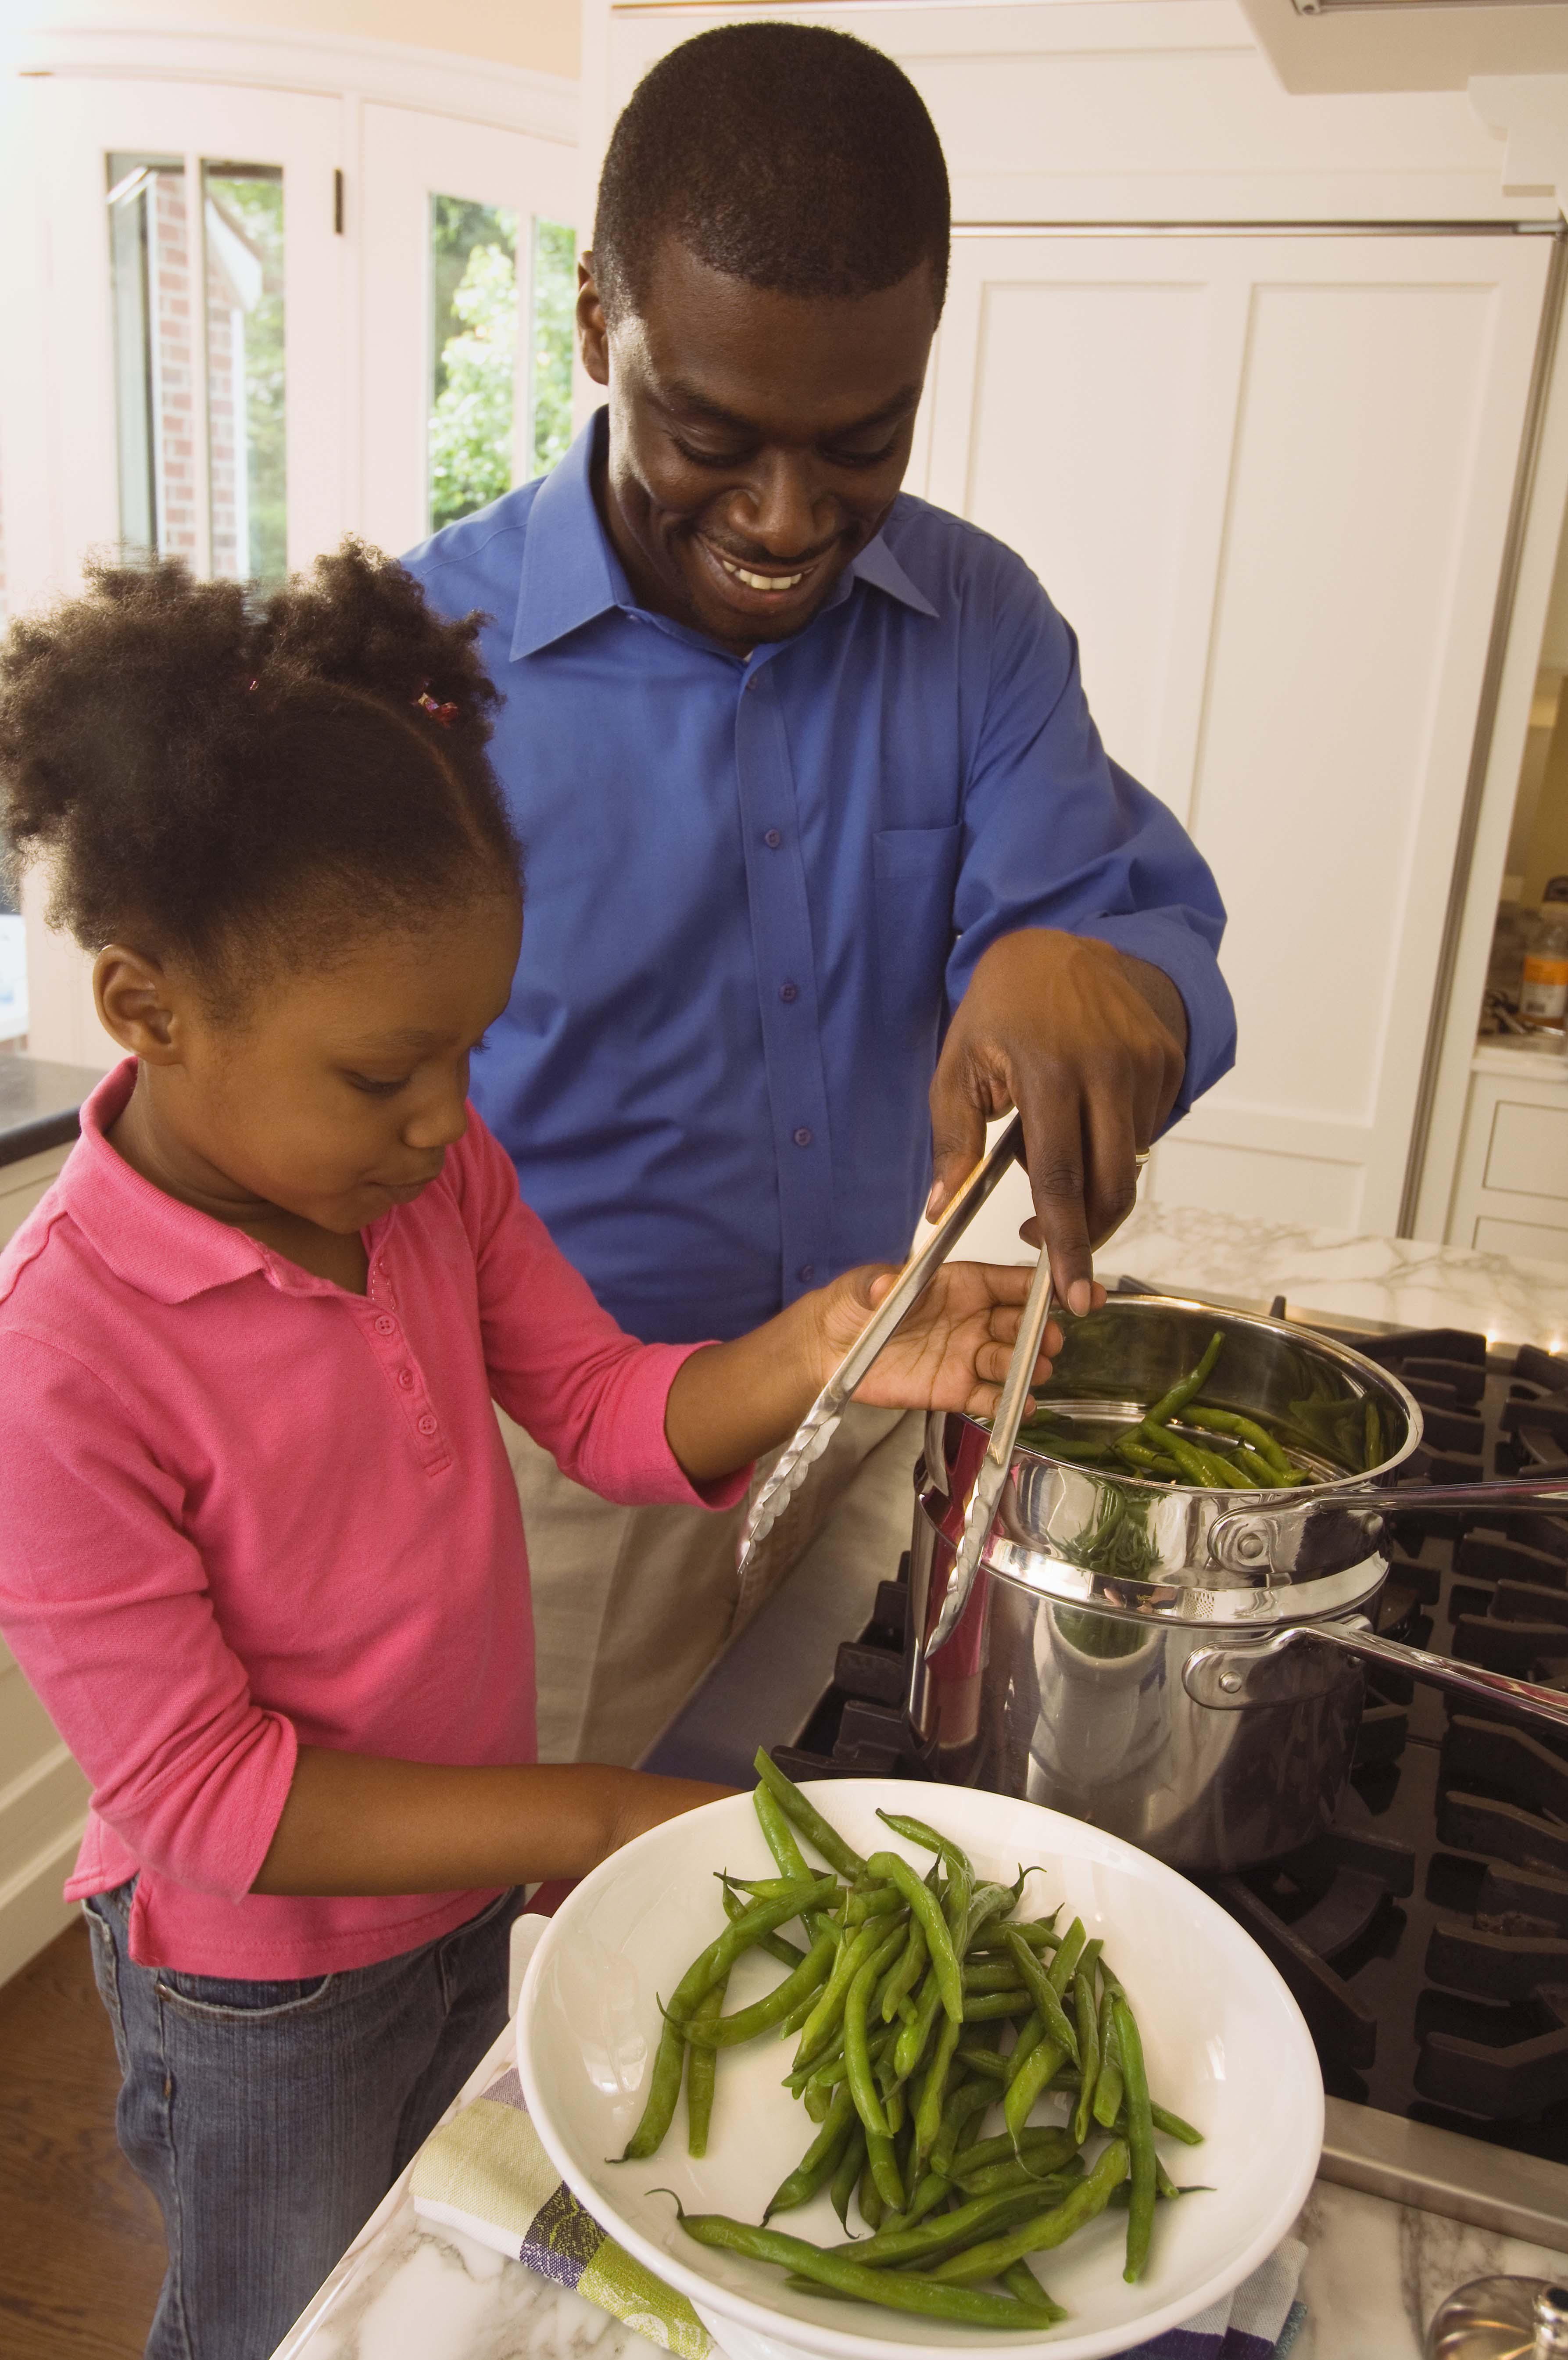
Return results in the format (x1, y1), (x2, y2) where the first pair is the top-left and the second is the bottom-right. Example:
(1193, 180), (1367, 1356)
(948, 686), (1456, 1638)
(872, 824), (963, 1056)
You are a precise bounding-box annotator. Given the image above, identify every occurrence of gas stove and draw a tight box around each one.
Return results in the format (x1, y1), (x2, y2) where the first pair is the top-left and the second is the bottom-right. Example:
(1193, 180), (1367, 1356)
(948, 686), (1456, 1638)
(642, 1284), (1568, 2243)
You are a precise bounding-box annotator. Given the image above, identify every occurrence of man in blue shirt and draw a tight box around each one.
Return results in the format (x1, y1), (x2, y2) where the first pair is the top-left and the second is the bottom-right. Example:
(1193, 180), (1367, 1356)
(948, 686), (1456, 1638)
(406, 21), (1234, 1767)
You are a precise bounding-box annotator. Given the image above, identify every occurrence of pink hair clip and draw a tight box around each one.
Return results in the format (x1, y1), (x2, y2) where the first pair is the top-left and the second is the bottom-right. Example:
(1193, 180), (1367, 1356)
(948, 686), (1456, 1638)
(414, 687), (459, 728)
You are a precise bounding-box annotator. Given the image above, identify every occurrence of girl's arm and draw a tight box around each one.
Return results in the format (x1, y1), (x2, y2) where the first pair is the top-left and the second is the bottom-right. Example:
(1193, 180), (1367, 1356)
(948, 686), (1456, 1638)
(253, 1752), (729, 1896)
(663, 1257), (1073, 1485)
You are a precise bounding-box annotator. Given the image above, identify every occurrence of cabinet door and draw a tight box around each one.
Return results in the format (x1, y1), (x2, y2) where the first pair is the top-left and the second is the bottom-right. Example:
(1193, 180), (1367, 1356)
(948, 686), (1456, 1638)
(358, 106), (578, 560)
(926, 231), (1551, 1239)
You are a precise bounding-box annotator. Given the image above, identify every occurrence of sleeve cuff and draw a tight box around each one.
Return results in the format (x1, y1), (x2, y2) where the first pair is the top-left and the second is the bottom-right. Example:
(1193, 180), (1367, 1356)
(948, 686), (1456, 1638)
(1070, 914), (1237, 1122)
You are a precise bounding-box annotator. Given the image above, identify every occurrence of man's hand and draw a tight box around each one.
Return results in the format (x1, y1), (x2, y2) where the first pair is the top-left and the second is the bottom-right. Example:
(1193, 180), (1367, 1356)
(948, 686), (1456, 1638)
(927, 930), (1187, 1316)
(812, 1260), (1070, 1421)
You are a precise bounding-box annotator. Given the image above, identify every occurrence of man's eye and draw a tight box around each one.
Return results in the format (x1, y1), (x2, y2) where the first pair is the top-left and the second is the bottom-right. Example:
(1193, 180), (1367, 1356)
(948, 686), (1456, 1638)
(347, 1072), (409, 1099)
(672, 436), (749, 470)
(824, 437), (902, 470)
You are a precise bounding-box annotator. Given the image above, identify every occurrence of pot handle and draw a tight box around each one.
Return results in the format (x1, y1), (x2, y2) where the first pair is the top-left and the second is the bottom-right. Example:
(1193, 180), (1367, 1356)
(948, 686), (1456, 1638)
(1184, 1618), (1568, 1733)
(1208, 1477), (1568, 1579)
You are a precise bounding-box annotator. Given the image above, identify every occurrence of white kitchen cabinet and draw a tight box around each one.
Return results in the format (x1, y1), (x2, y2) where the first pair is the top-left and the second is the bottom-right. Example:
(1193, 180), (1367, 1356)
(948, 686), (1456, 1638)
(921, 230), (1553, 1238)
(1444, 1042), (1568, 1277)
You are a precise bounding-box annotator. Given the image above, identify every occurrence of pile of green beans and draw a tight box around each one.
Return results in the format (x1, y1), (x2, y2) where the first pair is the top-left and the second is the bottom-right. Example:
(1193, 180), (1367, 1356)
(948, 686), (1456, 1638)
(620, 1751), (1208, 2330)
(1017, 1329), (1316, 1489)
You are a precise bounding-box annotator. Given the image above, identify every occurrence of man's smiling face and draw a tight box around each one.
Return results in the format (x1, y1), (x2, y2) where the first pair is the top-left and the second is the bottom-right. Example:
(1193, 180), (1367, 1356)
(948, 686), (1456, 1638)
(579, 235), (939, 650)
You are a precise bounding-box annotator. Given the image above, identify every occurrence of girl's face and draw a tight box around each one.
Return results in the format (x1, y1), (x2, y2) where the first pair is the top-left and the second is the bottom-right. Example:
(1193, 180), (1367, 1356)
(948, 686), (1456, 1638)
(97, 888), (523, 1237)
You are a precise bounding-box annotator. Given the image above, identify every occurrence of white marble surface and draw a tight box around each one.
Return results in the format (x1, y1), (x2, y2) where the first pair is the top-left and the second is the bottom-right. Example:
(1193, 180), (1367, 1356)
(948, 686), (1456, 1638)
(270, 2023), (1568, 2360)
(1107, 1200), (1568, 1352)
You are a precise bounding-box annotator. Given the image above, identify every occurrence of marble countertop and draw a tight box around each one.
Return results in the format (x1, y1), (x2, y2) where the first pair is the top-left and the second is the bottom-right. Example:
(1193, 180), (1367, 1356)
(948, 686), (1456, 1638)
(1106, 1199), (1568, 1352)
(269, 2018), (1568, 2360)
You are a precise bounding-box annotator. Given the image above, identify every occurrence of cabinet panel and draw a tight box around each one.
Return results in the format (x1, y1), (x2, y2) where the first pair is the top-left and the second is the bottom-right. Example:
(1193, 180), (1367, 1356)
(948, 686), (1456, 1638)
(1485, 1099), (1568, 1201)
(1474, 1214), (1568, 1265)
(930, 232), (1550, 1234)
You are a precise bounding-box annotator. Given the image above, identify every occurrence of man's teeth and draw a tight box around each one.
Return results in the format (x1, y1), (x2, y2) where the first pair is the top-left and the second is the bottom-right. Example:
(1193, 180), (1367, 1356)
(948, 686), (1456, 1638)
(719, 555), (806, 592)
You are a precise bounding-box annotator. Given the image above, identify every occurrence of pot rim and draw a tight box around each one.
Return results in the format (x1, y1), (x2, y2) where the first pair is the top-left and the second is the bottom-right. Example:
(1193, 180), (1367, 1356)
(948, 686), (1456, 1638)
(919, 1293), (1425, 1626)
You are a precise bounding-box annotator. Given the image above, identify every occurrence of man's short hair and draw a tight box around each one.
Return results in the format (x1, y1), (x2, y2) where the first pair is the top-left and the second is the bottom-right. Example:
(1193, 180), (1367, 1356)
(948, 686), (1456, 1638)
(592, 22), (950, 326)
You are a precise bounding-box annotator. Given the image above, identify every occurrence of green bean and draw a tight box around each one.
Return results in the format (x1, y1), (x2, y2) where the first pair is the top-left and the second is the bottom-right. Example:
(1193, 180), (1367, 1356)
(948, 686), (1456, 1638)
(963, 1885), (1026, 1955)
(895, 1966), (945, 2081)
(926, 2139), (1131, 2284)
(1002, 1927), (1081, 2065)
(686, 1976), (726, 2157)
(865, 2128), (903, 2213)
(1113, 1998), (1156, 2282)
(827, 2181), (1063, 2267)
(968, 1915), (1059, 1958)
(912, 2011), (962, 2170)
(1002, 2010), (1043, 2087)
(722, 1879), (806, 1971)
(721, 1873), (826, 1902)
(844, 1883), (904, 1924)
(962, 1987), (1034, 2022)
(858, 2149), (885, 2231)
(763, 2083), (857, 2220)
(954, 2151), (1083, 2205)
(866, 1853), (964, 2025)
(803, 2083), (831, 2124)
(1144, 1331), (1225, 1429)
(621, 1877), (837, 2159)
(1113, 1436), (1187, 1479)
(1092, 1986), (1124, 2130)
(796, 1920), (889, 2066)
(1228, 1443), (1293, 1489)
(1003, 2030), (1067, 2156)
(1138, 1419), (1221, 1486)
(845, 1927), (908, 2148)
(951, 2125), (1078, 2183)
(881, 1912), (928, 2022)
(1151, 2100), (1203, 2145)
(682, 1934), (836, 2048)
(956, 2041), (1007, 2082)
(962, 1959), (1029, 1993)
(672, 2211), (1070, 2330)
(830, 2122), (865, 2234)
(1072, 1970), (1099, 2146)
(1000, 2259), (1062, 2319)
(929, 2077), (994, 2178)
(1183, 1403), (1296, 1474)
(753, 1750), (866, 1880)
(754, 1783), (811, 1880)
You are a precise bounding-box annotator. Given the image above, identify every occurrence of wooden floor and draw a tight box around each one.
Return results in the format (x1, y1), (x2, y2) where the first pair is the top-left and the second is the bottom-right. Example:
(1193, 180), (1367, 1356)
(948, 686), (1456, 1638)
(0, 1920), (165, 2359)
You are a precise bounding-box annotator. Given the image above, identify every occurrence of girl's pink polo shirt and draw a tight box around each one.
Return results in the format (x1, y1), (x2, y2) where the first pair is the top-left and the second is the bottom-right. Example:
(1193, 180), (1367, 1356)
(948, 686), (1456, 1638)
(0, 1060), (744, 1976)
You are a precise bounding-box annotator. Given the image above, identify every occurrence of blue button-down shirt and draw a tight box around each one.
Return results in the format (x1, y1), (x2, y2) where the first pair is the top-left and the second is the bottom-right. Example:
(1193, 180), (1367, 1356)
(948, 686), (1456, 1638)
(405, 415), (1234, 1346)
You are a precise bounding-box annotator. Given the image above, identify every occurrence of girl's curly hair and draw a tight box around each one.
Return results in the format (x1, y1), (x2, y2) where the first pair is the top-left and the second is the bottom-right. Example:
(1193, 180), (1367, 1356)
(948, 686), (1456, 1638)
(0, 540), (522, 1003)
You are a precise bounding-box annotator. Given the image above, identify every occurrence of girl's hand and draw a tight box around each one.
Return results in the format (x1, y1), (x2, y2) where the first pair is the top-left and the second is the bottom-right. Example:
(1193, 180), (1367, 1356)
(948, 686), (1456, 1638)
(811, 1261), (1106, 1419)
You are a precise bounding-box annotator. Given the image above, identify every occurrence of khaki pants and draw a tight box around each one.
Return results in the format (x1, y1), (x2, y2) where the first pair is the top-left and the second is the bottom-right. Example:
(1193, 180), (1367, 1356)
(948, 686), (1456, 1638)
(499, 1403), (924, 1768)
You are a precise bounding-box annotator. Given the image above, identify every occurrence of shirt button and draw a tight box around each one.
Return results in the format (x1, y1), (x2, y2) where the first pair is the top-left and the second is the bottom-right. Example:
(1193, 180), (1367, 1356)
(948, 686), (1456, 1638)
(798, 1264), (816, 1283)
(374, 1315), (397, 1336)
(764, 828), (783, 849)
(792, 1126), (813, 1148)
(397, 1368), (415, 1390)
(417, 1413), (439, 1437)
(779, 981), (799, 1003)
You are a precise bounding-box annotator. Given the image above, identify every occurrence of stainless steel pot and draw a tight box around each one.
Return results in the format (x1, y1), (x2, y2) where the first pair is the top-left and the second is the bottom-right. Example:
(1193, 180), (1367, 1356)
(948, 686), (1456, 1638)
(906, 1295), (1568, 1871)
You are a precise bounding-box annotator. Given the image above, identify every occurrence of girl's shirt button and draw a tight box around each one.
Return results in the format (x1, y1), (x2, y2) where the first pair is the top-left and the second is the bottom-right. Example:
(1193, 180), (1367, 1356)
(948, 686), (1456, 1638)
(374, 1315), (397, 1336)
(397, 1368), (415, 1390)
(416, 1414), (439, 1437)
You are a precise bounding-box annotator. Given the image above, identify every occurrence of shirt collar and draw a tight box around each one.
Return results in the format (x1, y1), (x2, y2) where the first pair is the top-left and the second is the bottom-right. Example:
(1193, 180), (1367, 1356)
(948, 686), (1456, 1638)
(511, 410), (938, 660)
(62, 1060), (306, 1307)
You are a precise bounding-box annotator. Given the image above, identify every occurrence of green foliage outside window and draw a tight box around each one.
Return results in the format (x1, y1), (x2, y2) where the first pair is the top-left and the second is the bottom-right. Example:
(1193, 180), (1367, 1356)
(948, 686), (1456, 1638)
(427, 196), (576, 531)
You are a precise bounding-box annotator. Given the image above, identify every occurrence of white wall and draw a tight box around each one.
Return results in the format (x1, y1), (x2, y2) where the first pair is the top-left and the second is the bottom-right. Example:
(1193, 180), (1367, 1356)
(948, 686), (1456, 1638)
(19, 0), (580, 80)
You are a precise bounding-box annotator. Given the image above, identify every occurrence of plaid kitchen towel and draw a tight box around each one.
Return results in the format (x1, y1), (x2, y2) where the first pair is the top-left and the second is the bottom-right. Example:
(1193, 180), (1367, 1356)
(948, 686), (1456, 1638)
(411, 2059), (1307, 2360)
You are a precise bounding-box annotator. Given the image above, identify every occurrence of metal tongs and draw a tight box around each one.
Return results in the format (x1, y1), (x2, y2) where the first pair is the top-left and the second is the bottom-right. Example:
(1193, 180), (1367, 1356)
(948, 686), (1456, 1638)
(736, 1112), (1049, 1594)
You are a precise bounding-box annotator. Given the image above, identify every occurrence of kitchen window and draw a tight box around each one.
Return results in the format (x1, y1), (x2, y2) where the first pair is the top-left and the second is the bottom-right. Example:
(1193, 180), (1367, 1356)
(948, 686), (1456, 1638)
(426, 198), (576, 532)
(107, 153), (286, 581)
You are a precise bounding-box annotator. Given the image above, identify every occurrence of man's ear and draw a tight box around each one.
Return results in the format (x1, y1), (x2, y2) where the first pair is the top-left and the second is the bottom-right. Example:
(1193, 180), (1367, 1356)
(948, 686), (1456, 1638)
(577, 253), (609, 387)
(94, 942), (185, 1064)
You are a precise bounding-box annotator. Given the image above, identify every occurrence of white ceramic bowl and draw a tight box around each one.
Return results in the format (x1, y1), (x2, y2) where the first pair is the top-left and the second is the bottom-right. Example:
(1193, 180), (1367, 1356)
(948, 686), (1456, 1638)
(516, 1782), (1322, 2360)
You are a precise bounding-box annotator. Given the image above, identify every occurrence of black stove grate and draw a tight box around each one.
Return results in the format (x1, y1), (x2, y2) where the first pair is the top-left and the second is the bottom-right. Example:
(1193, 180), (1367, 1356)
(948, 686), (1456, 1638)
(771, 1311), (1568, 2165)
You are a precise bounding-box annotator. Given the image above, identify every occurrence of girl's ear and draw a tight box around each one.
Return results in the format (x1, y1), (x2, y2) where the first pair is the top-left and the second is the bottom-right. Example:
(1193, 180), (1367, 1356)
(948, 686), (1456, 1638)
(93, 943), (184, 1063)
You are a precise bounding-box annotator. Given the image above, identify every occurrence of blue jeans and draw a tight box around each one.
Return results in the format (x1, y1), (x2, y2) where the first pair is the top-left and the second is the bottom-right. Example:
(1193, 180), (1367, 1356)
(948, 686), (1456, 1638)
(83, 1880), (523, 2360)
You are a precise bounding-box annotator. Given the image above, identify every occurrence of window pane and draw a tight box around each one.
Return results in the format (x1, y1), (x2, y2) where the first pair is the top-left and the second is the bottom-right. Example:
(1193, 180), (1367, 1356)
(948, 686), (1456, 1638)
(429, 195), (519, 532)
(530, 218), (576, 479)
(204, 164), (286, 583)
(107, 154), (195, 564)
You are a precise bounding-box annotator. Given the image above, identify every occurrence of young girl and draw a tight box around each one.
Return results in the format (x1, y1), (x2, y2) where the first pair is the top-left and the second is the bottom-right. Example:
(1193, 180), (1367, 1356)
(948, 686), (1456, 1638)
(0, 545), (1059, 2360)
